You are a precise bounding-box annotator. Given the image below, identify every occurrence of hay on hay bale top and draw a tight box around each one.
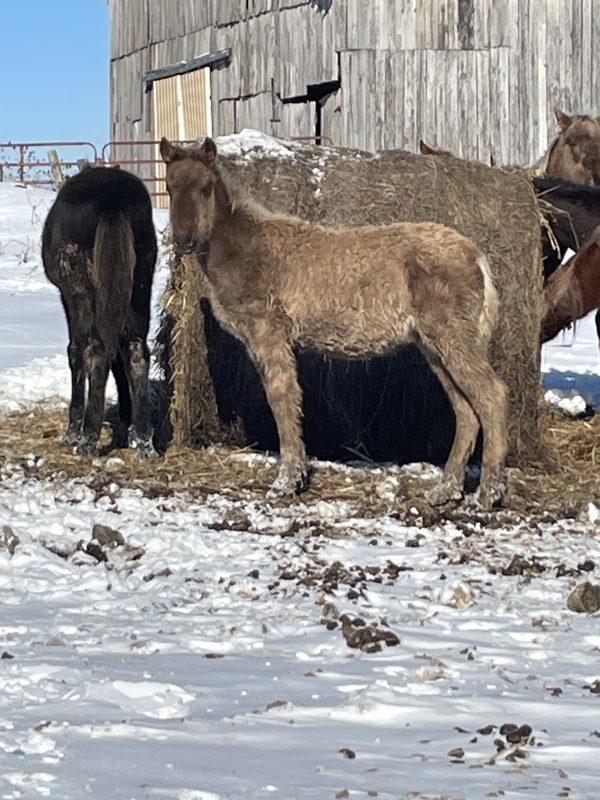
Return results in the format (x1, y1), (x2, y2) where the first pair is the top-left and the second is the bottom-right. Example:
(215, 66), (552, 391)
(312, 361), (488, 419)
(158, 134), (544, 469)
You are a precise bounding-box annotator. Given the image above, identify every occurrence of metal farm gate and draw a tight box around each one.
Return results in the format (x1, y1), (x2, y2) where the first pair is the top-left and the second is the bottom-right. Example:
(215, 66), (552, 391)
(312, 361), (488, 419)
(0, 139), (181, 205)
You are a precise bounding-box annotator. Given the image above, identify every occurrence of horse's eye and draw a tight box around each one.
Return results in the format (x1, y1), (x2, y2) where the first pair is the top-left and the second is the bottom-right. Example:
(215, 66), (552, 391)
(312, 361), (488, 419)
(201, 184), (213, 197)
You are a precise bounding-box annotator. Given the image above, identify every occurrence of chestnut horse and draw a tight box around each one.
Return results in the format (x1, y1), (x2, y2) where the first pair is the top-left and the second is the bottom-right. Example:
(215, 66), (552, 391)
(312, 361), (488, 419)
(540, 108), (600, 344)
(542, 227), (600, 344)
(543, 107), (600, 186)
(161, 137), (508, 509)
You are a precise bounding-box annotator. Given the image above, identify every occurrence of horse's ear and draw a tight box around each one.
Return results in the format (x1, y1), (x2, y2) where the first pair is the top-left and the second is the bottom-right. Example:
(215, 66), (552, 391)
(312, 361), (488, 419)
(419, 140), (453, 157)
(554, 107), (573, 131)
(160, 137), (178, 163)
(419, 140), (437, 155)
(199, 137), (217, 166)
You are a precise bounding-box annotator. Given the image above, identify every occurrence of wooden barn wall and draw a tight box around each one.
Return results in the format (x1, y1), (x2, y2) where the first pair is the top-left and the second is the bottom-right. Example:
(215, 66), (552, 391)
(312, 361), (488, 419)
(109, 0), (600, 168)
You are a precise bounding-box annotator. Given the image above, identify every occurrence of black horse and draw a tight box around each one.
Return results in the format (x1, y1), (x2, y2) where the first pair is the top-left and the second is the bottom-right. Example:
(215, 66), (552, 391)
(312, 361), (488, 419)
(42, 166), (158, 456)
(534, 176), (600, 277)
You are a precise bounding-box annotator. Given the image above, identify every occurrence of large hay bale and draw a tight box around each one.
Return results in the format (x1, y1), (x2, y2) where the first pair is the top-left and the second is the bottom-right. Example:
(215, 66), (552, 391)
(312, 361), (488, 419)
(159, 137), (544, 468)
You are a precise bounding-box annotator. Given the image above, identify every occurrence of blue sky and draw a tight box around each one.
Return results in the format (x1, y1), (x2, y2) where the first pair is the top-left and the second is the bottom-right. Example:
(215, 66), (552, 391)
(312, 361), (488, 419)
(1, 0), (110, 151)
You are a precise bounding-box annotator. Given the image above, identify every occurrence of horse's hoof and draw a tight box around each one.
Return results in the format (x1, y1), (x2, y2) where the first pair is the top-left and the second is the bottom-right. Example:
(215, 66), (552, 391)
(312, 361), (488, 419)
(135, 440), (158, 460)
(425, 476), (463, 506)
(62, 429), (81, 446)
(126, 427), (158, 459)
(75, 438), (99, 457)
(267, 460), (308, 501)
(472, 480), (505, 511)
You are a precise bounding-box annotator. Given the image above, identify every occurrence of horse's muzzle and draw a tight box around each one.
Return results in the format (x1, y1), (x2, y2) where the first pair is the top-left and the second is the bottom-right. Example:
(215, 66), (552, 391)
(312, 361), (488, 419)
(173, 235), (209, 261)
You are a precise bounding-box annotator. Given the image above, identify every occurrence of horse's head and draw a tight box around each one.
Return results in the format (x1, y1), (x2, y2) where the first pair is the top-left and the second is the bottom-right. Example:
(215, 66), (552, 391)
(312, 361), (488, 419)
(548, 107), (600, 186)
(160, 136), (218, 258)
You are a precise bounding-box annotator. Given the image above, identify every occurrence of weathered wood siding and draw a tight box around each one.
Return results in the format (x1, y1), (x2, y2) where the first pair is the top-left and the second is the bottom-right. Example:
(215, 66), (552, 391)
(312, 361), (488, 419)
(108, 0), (600, 167)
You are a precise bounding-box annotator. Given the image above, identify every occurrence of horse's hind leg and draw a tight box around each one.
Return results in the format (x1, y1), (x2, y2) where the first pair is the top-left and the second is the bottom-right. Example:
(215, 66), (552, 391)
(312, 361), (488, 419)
(238, 320), (307, 498)
(78, 329), (110, 455)
(59, 289), (89, 446)
(122, 337), (156, 458)
(444, 352), (508, 509)
(111, 351), (131, 448)
(421, 359), (480, 505)
(419, 333), (508, 510)
(64, 336), (86, 445)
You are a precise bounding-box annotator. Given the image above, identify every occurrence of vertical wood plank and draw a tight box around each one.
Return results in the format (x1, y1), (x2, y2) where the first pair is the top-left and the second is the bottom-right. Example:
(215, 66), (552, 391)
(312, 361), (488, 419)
(392, 50), (408, 150)
(507, 17), (522, 164)
(402, 49), (427, 153)
(443, 52), (459, 156)
(591, 0), (600, 110)
(579, 0), (593, 110)
(333, 0), (347, 50)
(444, 0), (459, 49)
(489, 46), (511, 164)
(475, 49), (491, 163)
(473, 0), (489, 48)
(396, 0), (417, 50)
(456, 51), (474, 158)
(422, 49), (441, 149)
(533, 0), (547, 160)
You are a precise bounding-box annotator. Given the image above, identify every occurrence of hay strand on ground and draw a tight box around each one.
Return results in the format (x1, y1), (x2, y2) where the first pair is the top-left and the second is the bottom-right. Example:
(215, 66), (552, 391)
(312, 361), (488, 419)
(1, 405), (599, 524)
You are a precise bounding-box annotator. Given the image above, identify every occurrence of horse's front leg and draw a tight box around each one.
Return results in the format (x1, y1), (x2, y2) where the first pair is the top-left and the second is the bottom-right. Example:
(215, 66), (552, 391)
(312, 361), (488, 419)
(242, 325), (308, 499)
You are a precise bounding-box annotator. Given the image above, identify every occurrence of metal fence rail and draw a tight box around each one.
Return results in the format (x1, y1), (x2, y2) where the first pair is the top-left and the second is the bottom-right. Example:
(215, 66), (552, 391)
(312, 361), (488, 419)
(0, 139), (168, 201)
(0, 141), (100, 186)
(0, 134), (332, 204)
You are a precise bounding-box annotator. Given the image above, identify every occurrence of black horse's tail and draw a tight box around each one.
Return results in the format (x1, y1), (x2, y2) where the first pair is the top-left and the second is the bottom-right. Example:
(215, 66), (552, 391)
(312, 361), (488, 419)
(92, 211), (136, 356)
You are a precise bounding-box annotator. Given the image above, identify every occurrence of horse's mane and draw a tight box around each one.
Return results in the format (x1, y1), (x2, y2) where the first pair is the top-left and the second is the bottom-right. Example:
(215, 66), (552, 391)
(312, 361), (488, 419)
(533, 175), (600, 199)
(566, 113), (599, 125)
(217, 161), (305, 226)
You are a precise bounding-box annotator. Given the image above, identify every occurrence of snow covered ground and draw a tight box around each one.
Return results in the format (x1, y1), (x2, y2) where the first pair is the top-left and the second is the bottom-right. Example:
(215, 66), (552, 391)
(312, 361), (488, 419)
(1, 165), (600, 800)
